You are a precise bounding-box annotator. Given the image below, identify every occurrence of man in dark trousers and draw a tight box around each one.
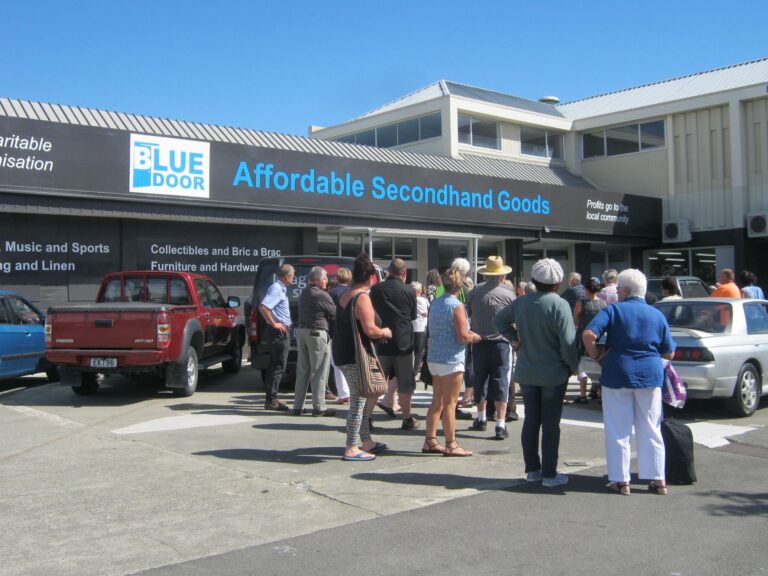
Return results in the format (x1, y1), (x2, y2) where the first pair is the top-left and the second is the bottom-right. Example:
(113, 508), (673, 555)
(259, 263), (295, 411)
(370, 258), (420, 430)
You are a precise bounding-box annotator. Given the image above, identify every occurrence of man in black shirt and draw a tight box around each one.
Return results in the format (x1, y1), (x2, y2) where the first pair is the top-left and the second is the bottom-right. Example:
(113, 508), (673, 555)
(293, 266), (337, 417)
(370, 258), (420, 430)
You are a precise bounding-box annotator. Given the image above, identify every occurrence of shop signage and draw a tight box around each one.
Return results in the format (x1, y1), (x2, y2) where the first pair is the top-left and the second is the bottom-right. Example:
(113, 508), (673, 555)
(0, 116), (660, 238)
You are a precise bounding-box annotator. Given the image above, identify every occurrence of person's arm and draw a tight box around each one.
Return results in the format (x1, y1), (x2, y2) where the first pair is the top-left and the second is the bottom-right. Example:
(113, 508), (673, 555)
(556, 301), (579, 374)
(320, 291), (336, 322)
(493, 301), (517, 343)
(355, 293), (391, 340)
(453, 301), (480, 344)
(259, 303), (288, 333)
(582, 329), (600, 362)
(572, 299), (582, 328)
(582, 307), (609, 363)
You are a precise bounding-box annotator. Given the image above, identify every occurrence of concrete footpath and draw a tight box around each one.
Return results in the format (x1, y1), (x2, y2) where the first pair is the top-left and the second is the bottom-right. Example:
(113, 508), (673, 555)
(0, 370), (766, 576)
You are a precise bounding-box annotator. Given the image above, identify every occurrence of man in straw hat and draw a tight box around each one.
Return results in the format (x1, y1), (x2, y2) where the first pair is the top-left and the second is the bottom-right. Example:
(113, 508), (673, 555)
(466, 256), (516, 440)
(494, 258), (578, 488)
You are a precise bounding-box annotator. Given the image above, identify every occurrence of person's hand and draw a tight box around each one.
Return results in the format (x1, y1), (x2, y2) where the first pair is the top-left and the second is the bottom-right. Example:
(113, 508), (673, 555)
(512, 338), (521, 351)
(276, 323), (288, 333)
(381, 327), (392, 340)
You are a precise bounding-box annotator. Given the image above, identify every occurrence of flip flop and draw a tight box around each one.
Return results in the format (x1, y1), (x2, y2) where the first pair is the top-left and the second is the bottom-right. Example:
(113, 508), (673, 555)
(368, 442), (388, 454)
(342, 451), (376, 462)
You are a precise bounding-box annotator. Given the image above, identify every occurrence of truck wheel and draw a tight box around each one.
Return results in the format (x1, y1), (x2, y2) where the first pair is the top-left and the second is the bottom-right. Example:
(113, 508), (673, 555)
(72, 372), (99, 395)
(45, 365), (60, 383)
(726, 363), (760, 417)
(222, 341), (243, 374)
(172, 347), (199, 397)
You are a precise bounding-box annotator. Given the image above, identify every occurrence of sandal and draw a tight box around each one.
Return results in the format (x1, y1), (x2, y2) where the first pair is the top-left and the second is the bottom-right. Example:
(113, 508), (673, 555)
(443, 442), (472, 457)
(608, 482), (631, 495)
(421, 436), (446, 454)
(648, 481), (668, 495)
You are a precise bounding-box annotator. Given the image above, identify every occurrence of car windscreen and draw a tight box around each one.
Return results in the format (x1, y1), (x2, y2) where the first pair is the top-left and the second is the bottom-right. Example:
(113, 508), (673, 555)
(679, 279), (711, 298)
(655, 301), (732, 333)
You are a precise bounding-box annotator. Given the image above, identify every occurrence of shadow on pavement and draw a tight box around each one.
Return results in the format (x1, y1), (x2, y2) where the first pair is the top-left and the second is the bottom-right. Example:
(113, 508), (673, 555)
(697, 490), (768, 517)
(195, 446), (344, 465)
(352, 471), (519, 491)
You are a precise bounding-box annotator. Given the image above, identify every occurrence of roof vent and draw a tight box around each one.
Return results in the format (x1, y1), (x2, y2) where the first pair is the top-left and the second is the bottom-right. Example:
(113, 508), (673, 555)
(538, 95), (560, 104)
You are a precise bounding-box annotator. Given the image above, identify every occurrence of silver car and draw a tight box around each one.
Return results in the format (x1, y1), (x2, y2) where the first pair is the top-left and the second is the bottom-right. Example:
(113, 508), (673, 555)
(584, 298), (768, 417)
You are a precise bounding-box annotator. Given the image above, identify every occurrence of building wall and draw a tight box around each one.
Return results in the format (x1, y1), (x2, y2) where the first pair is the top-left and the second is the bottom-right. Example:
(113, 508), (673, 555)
(665, 105), (733, 231)
(580, 148), (668, 198)
(745, 97), (768, 213)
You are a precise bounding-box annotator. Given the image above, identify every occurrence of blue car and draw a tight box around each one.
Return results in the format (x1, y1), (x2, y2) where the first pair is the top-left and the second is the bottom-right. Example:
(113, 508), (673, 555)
(0, 290), (58, 381)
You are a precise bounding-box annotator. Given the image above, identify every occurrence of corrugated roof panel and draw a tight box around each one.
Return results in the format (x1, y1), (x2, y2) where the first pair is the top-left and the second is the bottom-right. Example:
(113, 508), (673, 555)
(70, 107), (90, 125)
(143, 115), (166, 135)
(167, 119), (192, 139)
(10, 99), (28, 118)
(447, 82), (564, 118)
(47, 104), (69, 124)
(38, 102), (58, 122)
(79, 107), (104, 128)
(97, 110), (121, 130)
(59, 106), (80, 124)
(29, 101), (49, 121)
(181, 122), (205, 140)
(152, 117), (175, 137)
(558, 57), (768, 119)
(121, 113), (142, 132)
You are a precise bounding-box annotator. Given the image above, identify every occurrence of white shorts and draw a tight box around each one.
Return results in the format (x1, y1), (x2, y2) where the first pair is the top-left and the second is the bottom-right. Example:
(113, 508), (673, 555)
(428, 361), (465, 377)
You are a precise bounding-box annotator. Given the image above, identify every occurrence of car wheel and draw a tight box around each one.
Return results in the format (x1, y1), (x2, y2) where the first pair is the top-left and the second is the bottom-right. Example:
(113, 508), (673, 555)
(727, 363), (760, 417)
(222, 340), (243, 374)
(45, 365), (60, 383)
(72, 372), (99, 395)
(172, 347), (199, 397)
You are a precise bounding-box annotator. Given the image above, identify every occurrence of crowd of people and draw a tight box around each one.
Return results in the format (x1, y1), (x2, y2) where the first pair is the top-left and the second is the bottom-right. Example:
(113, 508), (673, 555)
(256, 253), (764, 493)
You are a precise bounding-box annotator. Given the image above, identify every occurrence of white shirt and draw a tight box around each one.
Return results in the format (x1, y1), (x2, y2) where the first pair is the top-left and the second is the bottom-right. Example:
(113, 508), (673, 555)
(413, 295), (429, 333)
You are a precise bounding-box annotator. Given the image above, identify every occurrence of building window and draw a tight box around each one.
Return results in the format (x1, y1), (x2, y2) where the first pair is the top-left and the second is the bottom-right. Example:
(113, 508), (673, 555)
(331, 112), (442, 149)
(458, 114), (499, 150)
(521, 126), (564, 160)
(582, 119), (665, 159)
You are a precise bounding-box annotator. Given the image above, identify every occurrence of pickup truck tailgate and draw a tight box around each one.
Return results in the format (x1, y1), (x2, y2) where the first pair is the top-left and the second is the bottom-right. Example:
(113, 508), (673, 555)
(48, 304), (162, 350)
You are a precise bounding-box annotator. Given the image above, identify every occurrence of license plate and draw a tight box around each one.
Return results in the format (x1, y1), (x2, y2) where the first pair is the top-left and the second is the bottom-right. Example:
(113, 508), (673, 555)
(90, 357), (117, 368)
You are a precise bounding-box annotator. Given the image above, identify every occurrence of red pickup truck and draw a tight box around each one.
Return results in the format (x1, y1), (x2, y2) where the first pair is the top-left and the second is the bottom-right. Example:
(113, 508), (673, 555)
(46, 271), (245, 397)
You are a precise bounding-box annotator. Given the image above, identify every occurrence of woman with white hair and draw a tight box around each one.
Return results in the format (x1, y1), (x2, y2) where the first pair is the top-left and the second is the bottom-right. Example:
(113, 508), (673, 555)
(582, 269), (676, 495)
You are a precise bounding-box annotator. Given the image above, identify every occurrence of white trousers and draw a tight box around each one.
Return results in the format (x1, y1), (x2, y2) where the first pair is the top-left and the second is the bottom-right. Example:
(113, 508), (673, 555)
(602, 387), (665, 483)
(330, 346), (349, 399)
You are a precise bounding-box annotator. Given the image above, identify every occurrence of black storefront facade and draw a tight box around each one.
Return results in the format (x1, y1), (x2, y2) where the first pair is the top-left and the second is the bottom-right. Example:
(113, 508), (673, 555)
(0, 106), (661, 310)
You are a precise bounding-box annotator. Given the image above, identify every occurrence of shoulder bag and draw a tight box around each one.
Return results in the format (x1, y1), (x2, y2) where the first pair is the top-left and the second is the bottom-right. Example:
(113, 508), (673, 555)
(350, 293), (388, 398)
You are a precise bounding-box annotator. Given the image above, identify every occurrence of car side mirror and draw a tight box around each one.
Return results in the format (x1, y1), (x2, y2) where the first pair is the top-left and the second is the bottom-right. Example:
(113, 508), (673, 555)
(227, 296), (241, 308)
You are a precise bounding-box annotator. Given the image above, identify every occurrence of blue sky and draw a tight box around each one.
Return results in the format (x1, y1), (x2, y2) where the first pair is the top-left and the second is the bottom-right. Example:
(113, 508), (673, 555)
(2, 0), (767, 136)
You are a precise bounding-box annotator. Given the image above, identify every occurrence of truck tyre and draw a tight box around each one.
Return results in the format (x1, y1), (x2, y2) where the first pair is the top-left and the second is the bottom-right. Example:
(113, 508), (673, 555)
(45, 365), (60, 383)
(72, 372), (99, 395)
(172, 346), (199, 397)
(222, 341), (243, 374)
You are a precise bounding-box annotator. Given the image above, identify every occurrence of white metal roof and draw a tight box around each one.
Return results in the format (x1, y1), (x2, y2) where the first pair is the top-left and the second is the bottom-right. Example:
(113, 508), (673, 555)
(354, 80), (564, 120)
(0, 97), (590, 189)
(556, 57), (768, 119)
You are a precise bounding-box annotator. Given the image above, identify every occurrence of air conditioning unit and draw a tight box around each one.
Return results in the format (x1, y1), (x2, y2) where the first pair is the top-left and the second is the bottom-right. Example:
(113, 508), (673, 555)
(747, 212), (768, 238)
(662, 219), (692, 243)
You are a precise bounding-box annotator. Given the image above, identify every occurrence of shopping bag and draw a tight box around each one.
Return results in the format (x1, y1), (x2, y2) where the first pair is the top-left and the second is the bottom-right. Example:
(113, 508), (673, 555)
(662, 362), (687, 409)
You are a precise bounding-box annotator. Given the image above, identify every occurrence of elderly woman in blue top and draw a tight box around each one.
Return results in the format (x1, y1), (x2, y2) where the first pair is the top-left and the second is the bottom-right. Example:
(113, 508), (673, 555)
(422, 267), (481, 457)
(582, 269), (676, 496)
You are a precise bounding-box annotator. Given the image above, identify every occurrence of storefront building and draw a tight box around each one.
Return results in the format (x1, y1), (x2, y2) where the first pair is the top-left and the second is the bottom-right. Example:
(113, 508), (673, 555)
(1, 57), (766, 310)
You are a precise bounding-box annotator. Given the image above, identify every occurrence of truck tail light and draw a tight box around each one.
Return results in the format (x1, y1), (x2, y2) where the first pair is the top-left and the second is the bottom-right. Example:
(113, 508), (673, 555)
(249, 308), (259, 342)
(157, 312), (171, 348)
(45, 315), (53, 347)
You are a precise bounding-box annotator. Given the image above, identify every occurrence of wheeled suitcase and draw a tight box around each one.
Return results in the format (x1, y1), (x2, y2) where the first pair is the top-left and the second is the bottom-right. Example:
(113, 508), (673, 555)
(661, 418), (697, 484)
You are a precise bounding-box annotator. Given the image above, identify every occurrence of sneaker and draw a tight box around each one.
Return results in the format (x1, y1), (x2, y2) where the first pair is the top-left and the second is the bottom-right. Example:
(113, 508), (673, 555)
(265, 401), (289, 411)
(312, 408), (336, 417)
(542, 472), (569, 488)
(525, 470), (543, 483)
(505, 410), (520, 422)
(401, 417), (421, 430)
(455, 408), (474, 420)
(471, 418), (487, 432)
(494, 425), (509, 440)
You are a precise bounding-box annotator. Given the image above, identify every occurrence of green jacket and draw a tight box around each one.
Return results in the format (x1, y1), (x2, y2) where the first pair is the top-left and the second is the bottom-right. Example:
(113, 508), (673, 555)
(493, 291), (578, 387)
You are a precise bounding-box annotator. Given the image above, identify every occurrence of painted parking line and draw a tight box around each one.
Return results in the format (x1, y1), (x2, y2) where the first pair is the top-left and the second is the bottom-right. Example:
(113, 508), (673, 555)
(112, 413), (255, 435)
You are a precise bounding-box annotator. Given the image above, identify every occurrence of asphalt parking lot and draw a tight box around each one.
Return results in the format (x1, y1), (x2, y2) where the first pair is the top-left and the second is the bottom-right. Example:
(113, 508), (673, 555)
(1, 366), (766, 576)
